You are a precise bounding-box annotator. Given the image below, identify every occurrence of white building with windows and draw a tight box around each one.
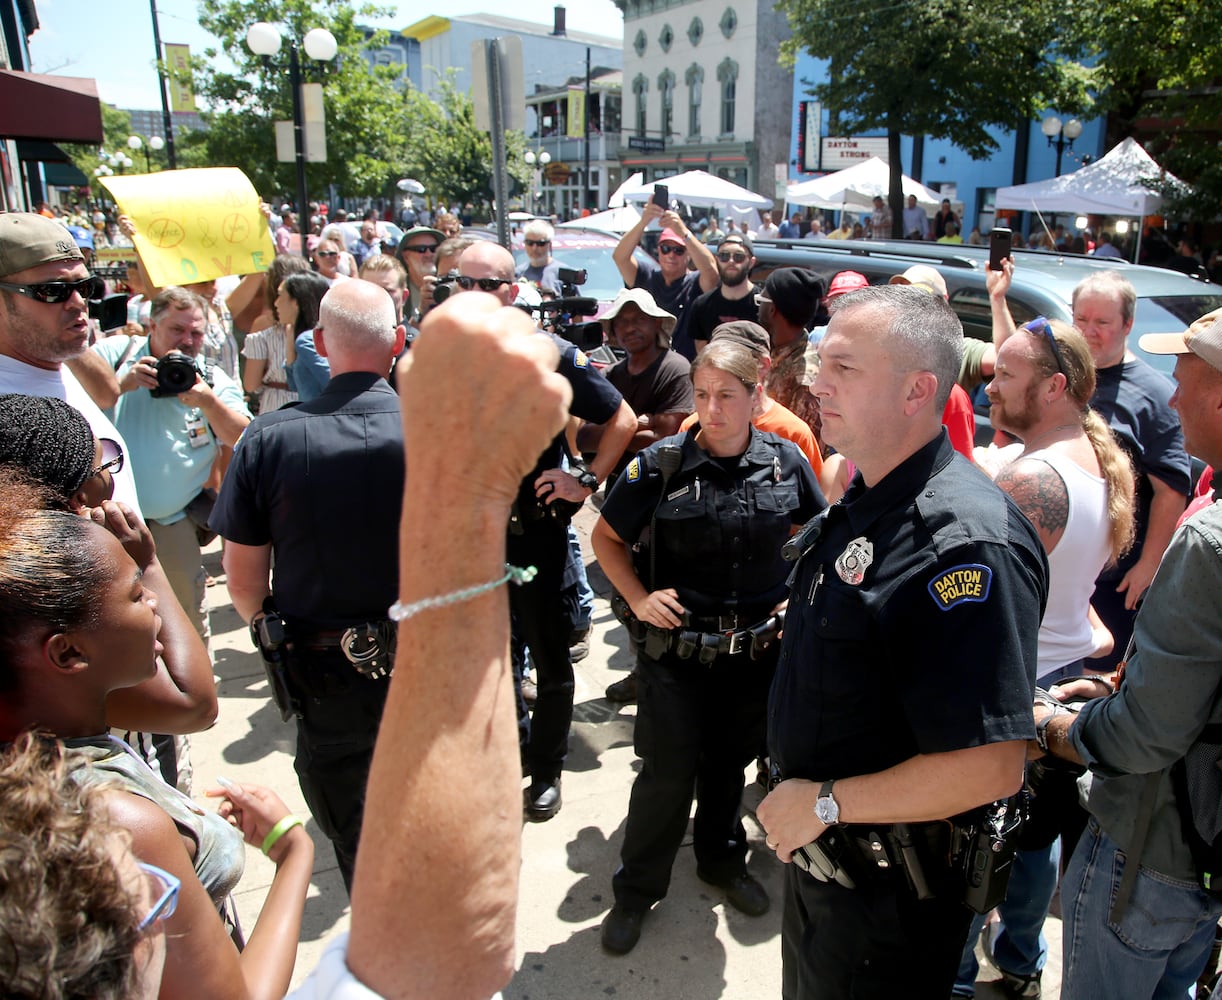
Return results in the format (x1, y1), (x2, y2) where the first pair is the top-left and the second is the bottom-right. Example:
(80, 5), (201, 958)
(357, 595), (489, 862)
(614, 0), (791, 203)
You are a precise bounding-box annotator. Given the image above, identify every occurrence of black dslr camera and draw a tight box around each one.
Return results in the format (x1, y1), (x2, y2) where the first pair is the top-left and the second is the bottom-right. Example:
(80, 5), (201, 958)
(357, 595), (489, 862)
(151, 354), (208, 398)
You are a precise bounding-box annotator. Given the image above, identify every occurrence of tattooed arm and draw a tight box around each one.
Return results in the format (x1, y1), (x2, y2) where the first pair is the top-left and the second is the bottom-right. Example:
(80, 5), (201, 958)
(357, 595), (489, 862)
(994, 457), (1068, 555)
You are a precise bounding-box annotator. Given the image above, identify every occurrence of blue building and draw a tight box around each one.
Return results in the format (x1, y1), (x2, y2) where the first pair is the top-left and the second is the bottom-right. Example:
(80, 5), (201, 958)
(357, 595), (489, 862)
(787, 52), (1107, 238)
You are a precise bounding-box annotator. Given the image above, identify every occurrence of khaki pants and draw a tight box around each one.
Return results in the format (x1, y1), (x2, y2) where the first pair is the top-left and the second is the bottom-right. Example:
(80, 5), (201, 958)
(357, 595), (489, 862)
(148, 516), (210, 648)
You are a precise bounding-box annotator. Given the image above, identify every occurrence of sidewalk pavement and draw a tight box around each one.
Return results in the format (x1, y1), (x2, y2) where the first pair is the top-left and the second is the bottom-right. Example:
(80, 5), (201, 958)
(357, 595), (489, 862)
(194, 509), (1061, 998)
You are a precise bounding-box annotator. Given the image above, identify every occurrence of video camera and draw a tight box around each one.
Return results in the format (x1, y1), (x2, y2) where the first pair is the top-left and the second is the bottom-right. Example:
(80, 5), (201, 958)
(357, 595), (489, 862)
(85, 274), (130, 333)
(529, 266), (604, 352)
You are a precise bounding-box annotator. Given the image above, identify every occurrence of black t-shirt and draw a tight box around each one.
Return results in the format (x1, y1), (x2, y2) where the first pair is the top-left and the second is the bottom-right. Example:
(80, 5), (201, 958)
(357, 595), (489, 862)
(688, 283), (761, 346)
(604, 349), (693, 423)
(768, 432), (1048, 784)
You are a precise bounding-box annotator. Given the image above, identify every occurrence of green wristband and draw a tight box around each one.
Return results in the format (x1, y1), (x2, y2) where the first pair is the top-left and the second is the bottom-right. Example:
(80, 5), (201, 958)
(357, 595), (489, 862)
(261, 814), (304, 856)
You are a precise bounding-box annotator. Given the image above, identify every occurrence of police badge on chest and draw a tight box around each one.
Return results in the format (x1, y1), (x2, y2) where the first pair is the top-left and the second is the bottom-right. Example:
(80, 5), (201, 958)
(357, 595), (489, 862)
(835, 536), (873, 586)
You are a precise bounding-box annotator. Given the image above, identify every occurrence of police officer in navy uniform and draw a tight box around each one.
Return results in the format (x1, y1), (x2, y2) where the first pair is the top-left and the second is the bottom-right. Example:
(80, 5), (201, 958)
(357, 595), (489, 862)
(452, 242), (637, 822)
(756, 286), (1048, 999)
(594, 338), (825, 955)
(212, 280), (407, 893)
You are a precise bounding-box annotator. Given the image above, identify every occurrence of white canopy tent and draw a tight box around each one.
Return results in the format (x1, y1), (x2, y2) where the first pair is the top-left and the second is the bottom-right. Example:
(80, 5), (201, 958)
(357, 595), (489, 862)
(995, 138), (1188, 260)
(785, 157), (946, 212)
(557, 204), (642, 233)
(607, 172), (644, 209)
(619, 169), (774, 212)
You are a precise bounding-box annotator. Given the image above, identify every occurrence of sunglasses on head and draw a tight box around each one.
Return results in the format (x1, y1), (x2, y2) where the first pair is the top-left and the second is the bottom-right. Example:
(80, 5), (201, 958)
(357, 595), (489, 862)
(1024, 316), (1069, 378)
(402, 244), (438, 254)
(89, 438), (125, 480)
(717, 251), (749, 263)
(454, 275), (512, 292)
(0, 275), (105, 304)
(658, 243), (686, 256)
(524, 239), (550, 247)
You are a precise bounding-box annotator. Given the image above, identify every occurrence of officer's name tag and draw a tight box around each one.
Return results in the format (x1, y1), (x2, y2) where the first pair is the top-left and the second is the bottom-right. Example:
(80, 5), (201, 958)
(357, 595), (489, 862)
(928, 563), (992, 610)
(185, 412), (210, 449)
(667, 486), (690, 501)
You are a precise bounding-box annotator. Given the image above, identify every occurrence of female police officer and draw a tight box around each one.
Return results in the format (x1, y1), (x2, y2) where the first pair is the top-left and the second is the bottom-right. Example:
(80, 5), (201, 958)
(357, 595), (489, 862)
(593, 338), (825, 954)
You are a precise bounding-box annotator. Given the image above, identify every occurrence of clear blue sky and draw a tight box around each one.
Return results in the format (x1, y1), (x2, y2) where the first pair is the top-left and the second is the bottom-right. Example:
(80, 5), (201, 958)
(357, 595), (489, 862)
(27, 0), (624, 110)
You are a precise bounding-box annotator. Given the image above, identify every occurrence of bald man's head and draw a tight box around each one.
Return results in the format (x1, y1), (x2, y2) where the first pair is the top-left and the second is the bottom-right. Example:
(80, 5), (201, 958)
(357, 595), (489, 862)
(317, 279), (403, 373)
(458, 242), (517, 306)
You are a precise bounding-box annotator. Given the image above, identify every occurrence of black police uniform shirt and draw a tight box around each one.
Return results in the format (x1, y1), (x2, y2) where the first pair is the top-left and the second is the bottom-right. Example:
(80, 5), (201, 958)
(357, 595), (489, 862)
(210, 371), (404, 631)
(514, 333), (624, 583)
(600, 426), (825, 616)
(768, 431), (1048, 786)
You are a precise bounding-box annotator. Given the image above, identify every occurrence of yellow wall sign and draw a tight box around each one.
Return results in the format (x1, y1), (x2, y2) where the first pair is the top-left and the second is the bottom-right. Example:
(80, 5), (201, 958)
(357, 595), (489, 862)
(99, 168), (275, 286)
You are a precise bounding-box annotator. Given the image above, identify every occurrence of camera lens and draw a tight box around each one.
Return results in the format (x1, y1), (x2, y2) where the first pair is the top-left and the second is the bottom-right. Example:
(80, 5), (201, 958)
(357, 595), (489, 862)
(152, 355), (200, 397)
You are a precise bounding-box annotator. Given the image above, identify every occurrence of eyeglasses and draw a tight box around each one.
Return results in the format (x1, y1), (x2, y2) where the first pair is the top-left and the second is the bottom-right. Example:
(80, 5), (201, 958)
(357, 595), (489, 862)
(0, 275), (105, 304)
(89, 438), (125, 480)
(1025, 316), (1069, 378)
(524, 239), (551, 248)
(717, 252), (749, 263)
(658, 244), (686, 256)
(754, 294), (773, 308)
(315, 250), (339, 258)
(454, 275), (512, 292)
(402, 244), (438, 255)
(136, 862), (181, 931)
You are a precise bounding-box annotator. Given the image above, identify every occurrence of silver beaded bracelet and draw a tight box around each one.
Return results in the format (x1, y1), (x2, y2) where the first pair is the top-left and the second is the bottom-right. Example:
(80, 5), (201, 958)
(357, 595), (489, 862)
(388, 564), (537, 622)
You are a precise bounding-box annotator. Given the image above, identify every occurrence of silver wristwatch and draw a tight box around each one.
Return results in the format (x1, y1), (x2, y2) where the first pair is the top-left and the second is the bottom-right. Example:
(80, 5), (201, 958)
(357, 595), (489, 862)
(814, 778), (841, 826)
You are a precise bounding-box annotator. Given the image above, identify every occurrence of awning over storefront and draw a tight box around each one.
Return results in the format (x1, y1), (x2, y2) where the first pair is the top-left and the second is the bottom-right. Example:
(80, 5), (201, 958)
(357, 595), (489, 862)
(0, 71), (103, 143)
(16, 142), (89, 186)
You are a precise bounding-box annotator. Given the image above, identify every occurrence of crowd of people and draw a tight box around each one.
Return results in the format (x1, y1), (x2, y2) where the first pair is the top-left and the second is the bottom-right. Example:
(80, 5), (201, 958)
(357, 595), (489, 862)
(0, 194), (1220, 1000)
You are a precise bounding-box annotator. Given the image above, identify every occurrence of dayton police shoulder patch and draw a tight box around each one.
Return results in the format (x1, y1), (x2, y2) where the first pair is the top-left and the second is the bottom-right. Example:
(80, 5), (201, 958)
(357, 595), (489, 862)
(928, 563), (992, 610)
(573, 349), (589, 368)
(625, 456), (642, 483)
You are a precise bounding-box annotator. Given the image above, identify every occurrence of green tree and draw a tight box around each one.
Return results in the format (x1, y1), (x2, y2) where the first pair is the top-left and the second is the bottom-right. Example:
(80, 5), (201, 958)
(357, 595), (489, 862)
(777, 0), (1094, 236)
(182, 0), (408, 201)
(1071, 0), (1222, 220)
(401, 73), (531, 214)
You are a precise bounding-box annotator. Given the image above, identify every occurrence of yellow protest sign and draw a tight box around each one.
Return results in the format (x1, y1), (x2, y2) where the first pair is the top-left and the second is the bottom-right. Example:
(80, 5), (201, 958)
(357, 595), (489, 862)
(99, 167), (275, 286)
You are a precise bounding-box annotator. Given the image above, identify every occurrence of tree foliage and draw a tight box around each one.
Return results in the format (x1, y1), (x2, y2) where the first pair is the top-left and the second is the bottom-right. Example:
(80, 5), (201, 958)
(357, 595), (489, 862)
(777, 0), (1093, 235)
(63, 104), (169, 182)
(183, 0), (408, 201)
(1070, 0), (1222, 220)
(400, 72), (531, 212)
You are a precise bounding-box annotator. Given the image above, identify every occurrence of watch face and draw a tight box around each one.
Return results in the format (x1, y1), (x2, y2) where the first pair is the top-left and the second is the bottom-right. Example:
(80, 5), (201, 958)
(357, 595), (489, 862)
(815, 795), (839, 825)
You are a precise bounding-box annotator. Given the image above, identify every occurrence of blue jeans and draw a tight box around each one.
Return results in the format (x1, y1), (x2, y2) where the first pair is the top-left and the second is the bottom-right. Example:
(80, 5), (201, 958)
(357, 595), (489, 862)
(1062, 820), (1222, 1000)
(953, 839), (1061, 994)
(566, 523), (593, 632)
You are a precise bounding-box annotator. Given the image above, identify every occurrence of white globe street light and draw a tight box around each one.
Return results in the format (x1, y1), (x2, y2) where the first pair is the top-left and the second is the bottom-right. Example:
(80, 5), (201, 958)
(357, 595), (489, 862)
(303, 27), (338, 62)
(245, 21), (281, 56)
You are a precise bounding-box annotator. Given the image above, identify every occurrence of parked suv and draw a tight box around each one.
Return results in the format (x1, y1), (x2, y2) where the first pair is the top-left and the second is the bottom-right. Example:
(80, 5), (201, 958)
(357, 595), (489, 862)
(750, 239), (1222, 377)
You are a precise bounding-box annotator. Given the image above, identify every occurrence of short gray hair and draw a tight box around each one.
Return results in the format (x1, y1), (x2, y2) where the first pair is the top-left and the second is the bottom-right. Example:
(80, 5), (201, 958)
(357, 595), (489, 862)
(523, 219), (555, 243)
(318, 282), (397, 354)
(830, 285), (964, 409)
(150, 286), (207, 324)
(1072, 271), (1136, 325)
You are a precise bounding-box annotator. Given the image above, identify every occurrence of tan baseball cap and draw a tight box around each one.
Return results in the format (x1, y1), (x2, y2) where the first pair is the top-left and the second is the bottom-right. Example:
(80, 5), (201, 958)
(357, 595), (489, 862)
(1139, 308), (1222, 374)
(0, 213), (85, 278)
(889, 264), (948, 299)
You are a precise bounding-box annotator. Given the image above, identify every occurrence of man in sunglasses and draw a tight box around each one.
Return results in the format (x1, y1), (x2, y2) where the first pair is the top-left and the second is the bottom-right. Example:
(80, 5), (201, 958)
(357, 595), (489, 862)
(312, 237), (350, 286)
(515, 220), (562, 296)
(689, 233), (759, 353)
(0, 213), (142, 515)
(396, 226), (444, 326)
(613, 201), (719, 361)
(456, 241), (637, 821)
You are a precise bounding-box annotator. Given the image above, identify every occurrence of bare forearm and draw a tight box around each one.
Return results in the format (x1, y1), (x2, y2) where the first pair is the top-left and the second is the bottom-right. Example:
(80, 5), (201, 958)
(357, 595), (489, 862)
(64, 350), (121, 409)
(201, 398), (250, 448)
(239, 831), (314, 1000)
(836, 743), (1026, 823)
(348, 492), (519, 1000)
(1141, 479), (1189, 566)
(591, 524), (649, 607)
(586, 400), (638, 484)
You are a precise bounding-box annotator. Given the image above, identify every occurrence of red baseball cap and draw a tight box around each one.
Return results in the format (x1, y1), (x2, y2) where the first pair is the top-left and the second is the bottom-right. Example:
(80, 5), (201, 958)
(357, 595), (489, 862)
(659, 227), (685, 246)
(827, 270), (869, 299)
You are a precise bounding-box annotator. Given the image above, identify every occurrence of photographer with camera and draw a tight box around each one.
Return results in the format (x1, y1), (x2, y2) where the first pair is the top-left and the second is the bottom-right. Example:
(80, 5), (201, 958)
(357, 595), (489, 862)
(94, 286), (251, 646)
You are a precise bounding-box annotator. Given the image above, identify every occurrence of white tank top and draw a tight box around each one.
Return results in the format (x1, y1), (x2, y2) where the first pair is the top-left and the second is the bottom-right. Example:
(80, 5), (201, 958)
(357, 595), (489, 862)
(1025, 448), (1111, 679)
